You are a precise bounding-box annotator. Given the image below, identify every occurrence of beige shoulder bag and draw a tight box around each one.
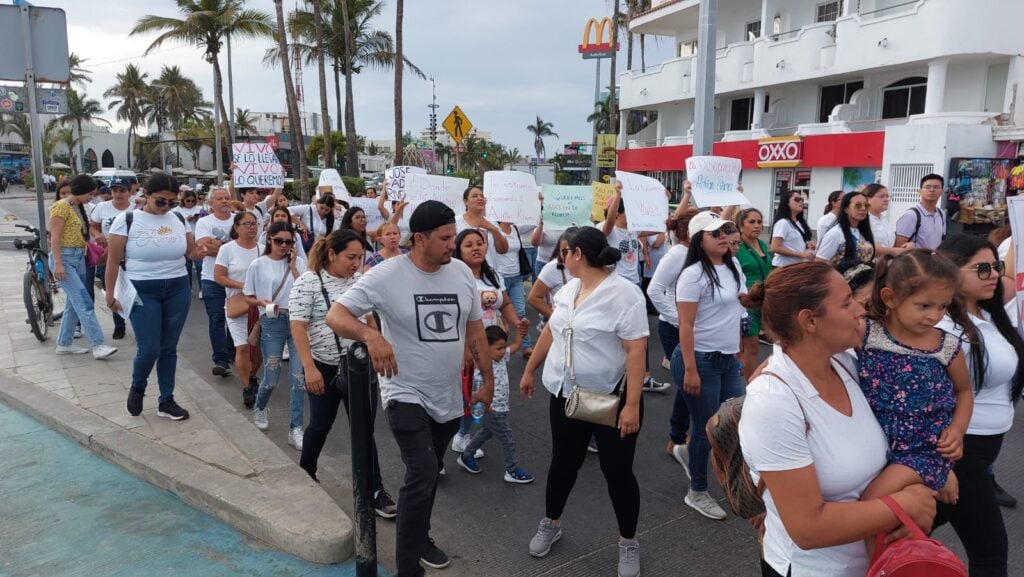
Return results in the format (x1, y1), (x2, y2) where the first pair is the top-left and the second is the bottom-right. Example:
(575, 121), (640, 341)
(562, 296), (622, 427)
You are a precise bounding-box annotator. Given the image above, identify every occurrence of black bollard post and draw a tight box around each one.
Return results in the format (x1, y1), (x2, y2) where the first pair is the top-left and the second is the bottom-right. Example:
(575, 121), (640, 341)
(347, 341), (377, 576)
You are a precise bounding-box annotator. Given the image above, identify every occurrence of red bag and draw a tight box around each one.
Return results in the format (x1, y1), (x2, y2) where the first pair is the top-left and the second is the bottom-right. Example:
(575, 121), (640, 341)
(866, 495), (966, 577)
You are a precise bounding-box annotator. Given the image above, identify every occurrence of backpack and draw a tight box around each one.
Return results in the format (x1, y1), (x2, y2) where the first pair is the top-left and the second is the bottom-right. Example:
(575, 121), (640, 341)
(908, 206), (946, 245)
(866, 495), (966, 577)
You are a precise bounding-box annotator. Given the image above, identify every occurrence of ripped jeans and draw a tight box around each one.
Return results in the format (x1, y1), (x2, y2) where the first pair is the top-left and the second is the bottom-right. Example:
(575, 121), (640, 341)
(254, 312), (305, 430)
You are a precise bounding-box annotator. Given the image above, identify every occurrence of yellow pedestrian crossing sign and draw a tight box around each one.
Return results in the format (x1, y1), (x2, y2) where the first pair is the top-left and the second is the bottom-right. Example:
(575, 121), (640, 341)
(443, 106), (472, 144)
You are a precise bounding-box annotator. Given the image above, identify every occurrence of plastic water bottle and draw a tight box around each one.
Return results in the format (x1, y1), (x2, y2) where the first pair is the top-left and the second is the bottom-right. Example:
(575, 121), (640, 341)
(470, 372), (485, 424)
(34, 259), (45, 282)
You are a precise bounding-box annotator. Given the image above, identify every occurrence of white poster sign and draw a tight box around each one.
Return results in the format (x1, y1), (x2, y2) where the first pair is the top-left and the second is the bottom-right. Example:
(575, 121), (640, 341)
(684, 156), (749, 208)
(404, 173), (469, 212)
(614, 170), (670, 232)
(385, 165), (427, 201)
(1007, 196), (1024, 331)
(231, 142), (284, 188)
(484, 171), (541, 225)
(347, 197), (387, 232)
(317, 169), (351, 200)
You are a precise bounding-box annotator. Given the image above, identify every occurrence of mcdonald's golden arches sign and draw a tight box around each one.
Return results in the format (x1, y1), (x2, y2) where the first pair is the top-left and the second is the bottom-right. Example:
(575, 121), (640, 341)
(578, 17), (619, 59)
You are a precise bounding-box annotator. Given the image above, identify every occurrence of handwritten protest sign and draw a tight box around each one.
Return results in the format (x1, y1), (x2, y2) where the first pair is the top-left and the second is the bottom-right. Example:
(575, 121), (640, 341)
(483, 171), (541, 225)
(614, 171), (670, 232)
(317, 169), (350, 200)
(592, 182), (616, 222)
(232, 143), (284, 188)
(385, 165), (427, 201)
(684, 156), (749, 208)
(404, 173), (468, 211)
(542, 184), (592, 229)
(347, 197), (386, 231)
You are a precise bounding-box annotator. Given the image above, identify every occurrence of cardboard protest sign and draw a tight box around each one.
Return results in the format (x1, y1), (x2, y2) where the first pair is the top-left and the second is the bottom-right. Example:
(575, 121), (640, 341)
(483, 171), (541, 225)
(232, 142), (284, 188)
(347, 197), (387, 232)
(684, 156), (749, 208)
(317, 169), (351, 200)
(542, 184), (592, 229)
(404, 173), (469, 211)
(592, 182), (616, 223)
(385, 165), (427, 201)
(614, 171), (670, 232)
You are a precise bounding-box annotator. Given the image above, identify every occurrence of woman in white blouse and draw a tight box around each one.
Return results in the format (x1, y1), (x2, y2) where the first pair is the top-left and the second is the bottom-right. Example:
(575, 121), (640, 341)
(863, 184), (911, 257)
(814, 191), (875, 267)
(214, 211), (262, 407)
(771, 190), (815, 267)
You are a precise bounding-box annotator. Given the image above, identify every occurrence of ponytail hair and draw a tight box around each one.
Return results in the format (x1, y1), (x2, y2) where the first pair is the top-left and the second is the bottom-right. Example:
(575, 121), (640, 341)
(309, 229), (364, 273)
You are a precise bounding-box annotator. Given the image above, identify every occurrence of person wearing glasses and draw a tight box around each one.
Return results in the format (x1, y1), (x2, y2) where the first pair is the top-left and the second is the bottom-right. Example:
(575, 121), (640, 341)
(246, 222), (306, 447)
(106, 173), (196, 421)
(895, 174), (947, 250)
(815, 191), (876, 267)
(174, 187), (208, 294)
(214, 212), (263, 408)
(771, 190), (815, 267)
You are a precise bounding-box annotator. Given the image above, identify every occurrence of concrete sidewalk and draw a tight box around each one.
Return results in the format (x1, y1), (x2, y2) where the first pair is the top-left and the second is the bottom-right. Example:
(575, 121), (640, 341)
(0, 250), (354, 564)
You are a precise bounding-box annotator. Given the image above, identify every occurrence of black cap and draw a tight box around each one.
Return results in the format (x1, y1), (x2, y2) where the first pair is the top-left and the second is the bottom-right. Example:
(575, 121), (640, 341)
(409, 200), (455, 234)
(110, 177), (128, 190)
(98, 185), (111, 195)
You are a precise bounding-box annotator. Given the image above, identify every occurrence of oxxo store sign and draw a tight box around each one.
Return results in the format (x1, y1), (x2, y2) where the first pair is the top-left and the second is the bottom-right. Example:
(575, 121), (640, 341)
(757, 136), (803, 168)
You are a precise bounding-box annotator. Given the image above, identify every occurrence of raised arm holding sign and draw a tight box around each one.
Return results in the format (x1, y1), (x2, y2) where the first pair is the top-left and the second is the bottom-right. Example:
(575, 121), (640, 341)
(385, 165), (427, 201)
(684, 156), (749, 208)
(483, 171), (541, 225)
(614, 171), (670, 233)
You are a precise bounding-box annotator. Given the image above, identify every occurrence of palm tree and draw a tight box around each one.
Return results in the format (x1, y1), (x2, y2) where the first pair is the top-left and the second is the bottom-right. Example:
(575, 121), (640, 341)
(103, 63), (149, 168)
(59, 89), (110, 172)
(178, 117), (215, 169)
(273, 0), (309, 199)
(234, 108), (257, 138)
(526, 116), (559, 160)
(68, 52), (92, 89)
(131, 0), (274, 171)
(41, 118), (69, 167)
(393, 0), (404, 166)
(3, 113), (30, 143)
(148, 65), (209, 165)
(310, 0), (332, 165)
(500, 147), (524, 166)
(609, 1), (620, 135)
(586, 95), (613, 134)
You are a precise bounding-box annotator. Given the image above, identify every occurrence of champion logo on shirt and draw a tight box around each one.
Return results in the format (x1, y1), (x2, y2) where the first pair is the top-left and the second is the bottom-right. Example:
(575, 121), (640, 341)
(415, 294), (462, 343)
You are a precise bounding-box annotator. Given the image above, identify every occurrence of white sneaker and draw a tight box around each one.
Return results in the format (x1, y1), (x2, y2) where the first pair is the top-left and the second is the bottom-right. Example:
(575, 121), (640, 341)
(618, 539), (641, 577)
(450, 432), (469, 454)
(642, 376), (672, 393)
(73, 328), (83, 339)
(671, 444), (691, 480)
(56, 344), (90, 355)
(198, 291), (204, 300)
(661, 357), (671, 370)
(282, 347), (290, 361)
(288, 427), (303, 451)
(92, 344), (117, 360)
(685, 489), (727, 520)
(253, 408), (269, 431)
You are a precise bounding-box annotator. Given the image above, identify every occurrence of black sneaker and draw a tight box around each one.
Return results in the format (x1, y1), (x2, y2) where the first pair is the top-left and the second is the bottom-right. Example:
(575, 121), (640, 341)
(242, 387), (256, 408)
(212, 364), (230, 377)
(373, 489), (397, 519)
(157, 399), (190, 421)
(993, 477), (1017, 508)
(112, 326), (125, 340)
(420, 538), (450, 569)
(126, 388), (144, 416)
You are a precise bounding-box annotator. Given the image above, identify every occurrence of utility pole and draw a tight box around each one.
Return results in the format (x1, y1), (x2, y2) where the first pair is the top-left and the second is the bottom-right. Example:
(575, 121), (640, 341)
(693, 0), (718, 156)
(590, 59), (601, 184)
(227, 31), (236, 150)
(428, 76), (438, 174)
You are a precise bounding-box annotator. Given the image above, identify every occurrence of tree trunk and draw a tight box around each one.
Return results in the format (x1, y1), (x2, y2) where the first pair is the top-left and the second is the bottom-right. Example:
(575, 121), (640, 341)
(334, 62), (343, 135)
(76, 119), (84, 173)
(340, 0), (359, 177)
(274, 0), (309, 201)
(127, 129), (133, 169)
(211, 55), (230, 173)
(609, 1), (620, 135)
(312, 0), (332, 168)
(393, 0), (404, 166)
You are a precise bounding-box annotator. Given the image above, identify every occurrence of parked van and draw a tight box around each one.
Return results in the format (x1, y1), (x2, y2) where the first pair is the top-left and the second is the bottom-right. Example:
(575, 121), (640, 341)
(92, 169), (139, 189)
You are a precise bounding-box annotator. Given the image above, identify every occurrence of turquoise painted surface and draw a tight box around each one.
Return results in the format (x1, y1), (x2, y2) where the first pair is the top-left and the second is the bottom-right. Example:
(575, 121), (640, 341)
(0, 403), (387, 577)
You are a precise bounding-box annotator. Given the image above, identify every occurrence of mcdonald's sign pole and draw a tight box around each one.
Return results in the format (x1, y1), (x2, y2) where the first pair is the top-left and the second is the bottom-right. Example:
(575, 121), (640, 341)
(579, 17), (618, 183)
(693, 0), (718, 157)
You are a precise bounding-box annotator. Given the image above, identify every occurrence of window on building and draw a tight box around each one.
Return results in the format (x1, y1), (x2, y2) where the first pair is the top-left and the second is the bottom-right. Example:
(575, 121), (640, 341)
(818, 80), (864, 123)
(745, 20), (761, 41)
(729, 95), (770, 131)
(882, 77), (928, 119)
(678, 39), (698, 57)
(816, 1), (841, 22)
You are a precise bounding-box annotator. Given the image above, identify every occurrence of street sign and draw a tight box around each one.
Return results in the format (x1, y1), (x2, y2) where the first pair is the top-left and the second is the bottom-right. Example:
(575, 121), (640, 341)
(597, 134), (617, 168)
(0, 4), (69, 83)
(0, 85), (67, 114)
(442, 106), (472, 145)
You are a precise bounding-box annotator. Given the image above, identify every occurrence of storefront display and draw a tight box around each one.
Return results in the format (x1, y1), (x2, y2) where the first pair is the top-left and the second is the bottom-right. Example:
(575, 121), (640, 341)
(947, 158), (1015, 232)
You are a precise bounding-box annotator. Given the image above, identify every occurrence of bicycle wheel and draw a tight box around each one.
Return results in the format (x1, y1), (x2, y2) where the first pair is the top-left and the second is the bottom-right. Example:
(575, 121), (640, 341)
(47, 284), (65, 325)
(23, 268), (47, 341)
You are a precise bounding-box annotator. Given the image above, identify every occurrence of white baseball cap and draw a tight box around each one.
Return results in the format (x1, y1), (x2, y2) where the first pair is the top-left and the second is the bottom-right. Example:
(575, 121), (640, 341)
(688, 210), (732, 238)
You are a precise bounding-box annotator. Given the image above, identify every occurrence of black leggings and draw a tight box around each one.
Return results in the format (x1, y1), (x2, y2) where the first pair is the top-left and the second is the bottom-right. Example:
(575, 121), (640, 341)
(760, 559), (790, 577)
(545, 392), (643, 538)
(934, 433), (1007, 577)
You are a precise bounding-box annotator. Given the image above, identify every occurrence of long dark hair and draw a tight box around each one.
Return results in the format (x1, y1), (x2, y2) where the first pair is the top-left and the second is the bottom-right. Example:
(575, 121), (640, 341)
(836, 192), (875, 266)
(340, 205), (373, 250)
(549, 226), (579, 264)
(316, 195), (336, 234)
(682, 230), (742, 299)
(454, 228), (501, 289)
(774, 189), (810, 242)
(567, 226), (620, 269)
(263, 221), (295, 256)
(823, 189), (843, 215)
(939, 235), (1024, 399)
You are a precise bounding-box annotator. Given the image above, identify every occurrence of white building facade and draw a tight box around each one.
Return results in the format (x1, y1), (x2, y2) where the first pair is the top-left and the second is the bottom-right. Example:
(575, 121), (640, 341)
(619, 0), (1024, 225)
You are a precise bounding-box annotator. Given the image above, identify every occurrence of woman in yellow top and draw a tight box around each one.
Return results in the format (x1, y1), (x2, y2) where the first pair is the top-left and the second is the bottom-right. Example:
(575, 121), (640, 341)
(48, 174), (117, 359)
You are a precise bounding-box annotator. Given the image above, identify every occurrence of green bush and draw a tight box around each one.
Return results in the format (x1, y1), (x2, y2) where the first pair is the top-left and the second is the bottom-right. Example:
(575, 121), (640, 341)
(341, 176), (365, 196)
(24, 173), (34, 191)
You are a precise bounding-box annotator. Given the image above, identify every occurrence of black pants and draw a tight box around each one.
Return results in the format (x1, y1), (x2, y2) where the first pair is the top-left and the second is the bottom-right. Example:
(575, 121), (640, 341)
(545, 392), (644, 538)
(934, 433), (1007, 577)
(385, 401), (460, 577)
(299, 358), (383, 493)
(760, 559), (790, 577)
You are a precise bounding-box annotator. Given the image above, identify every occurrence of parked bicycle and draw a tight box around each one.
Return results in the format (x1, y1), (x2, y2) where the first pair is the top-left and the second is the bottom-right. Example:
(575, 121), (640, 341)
(14, 224), (64, 341)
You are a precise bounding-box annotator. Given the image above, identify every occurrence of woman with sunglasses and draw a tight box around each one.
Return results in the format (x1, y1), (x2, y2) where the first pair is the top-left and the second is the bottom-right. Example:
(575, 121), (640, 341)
(261, 206), (308, 261)
(815, 191), (875, 267)
(937, 235), (1024, 575)
(214, 212), (262, 408)
(771, 190), (815, 267)
(246, 222), (307, 448)
(106, 173), (196, 421)
(675, 211), (748, 521)
(528, 228), (578, 321)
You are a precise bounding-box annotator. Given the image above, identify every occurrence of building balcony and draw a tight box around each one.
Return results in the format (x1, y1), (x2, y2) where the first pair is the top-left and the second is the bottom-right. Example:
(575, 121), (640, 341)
(620, 56), (696, 110)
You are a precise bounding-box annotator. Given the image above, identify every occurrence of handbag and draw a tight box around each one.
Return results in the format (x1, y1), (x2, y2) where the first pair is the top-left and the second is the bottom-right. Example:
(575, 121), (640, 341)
(226, 294), (248, 318)
(85, 241), (105, 268)
(513, 225), (532, 277)
(865, 495), (966, 576)
(561, 297), (622, 427)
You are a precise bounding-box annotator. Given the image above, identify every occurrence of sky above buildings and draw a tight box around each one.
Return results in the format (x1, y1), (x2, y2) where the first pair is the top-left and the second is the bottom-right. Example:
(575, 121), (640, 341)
(46, 0), (674, 155)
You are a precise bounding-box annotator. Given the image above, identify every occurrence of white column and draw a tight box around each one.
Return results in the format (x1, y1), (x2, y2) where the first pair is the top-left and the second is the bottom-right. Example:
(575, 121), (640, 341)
(618, 111), (628, 149)
(760, 0), (770, 38)
(752, 88), (766, 128)
(841, 0), (854, 17)
(924, 58), (949, 115)
(656, 107), (665, 145)
(1004, 55), (1024, 123)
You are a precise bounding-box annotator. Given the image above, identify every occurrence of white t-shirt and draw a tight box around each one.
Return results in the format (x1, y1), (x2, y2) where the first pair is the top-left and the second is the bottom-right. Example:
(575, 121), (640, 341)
(998, 237), (1012, 261)
(536, 259), (573, 301)
(476, 275), (506, 327)
(869, 213), (895, 248)
(534, 229), (562, 265)
(108, 211), (189, 281)
(173, 204), (205, 235)
(493, 225), (525, 278)
(740, 349), (888, 577)
(816, 212), (837, 241)
(289, 270), (359, 365)
(213, 241), (261, 298)
(289, 204), (335, 240)
(603, 223), (641, 284)
(937, 307), (1018, 436)
(773, 219), (810, 267)
(195, 213), (235, 282)
(676, 262), (746, 354)
(455, 214), (500, 268)
(647, 244), (688, 326)
(816, 226), (855, 262)
(243, 255), (305, 309)
(338, 255), (483, 422)
(89, 200), (130, 238)
(542, 274), (650, 397)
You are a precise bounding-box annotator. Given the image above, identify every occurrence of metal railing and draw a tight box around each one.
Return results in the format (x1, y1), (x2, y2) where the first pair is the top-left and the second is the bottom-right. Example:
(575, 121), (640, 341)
(857, 0), (920, 19)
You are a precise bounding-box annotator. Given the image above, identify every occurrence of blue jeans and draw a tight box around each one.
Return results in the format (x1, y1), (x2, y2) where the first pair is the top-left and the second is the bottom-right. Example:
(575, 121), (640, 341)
(524, 247), (538, 283)
(255, 313), (305, 430)
(666, 336), (691, 446)
(200, 279), (233, 367)
(50, 248), (105, 347)
(502, 274), (532, 349)
(681, 350), (744, 491)
(128, 275), (191, 404)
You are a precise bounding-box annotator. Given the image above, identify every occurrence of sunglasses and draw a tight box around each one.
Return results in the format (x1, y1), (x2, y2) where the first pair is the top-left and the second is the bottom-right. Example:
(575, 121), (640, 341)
(153, 198), (179, 209)
(962, 261), (1004, 280)
(709, 224), (737, 238)
(271, 237), (296, 246)
(850, 202), (869, 210)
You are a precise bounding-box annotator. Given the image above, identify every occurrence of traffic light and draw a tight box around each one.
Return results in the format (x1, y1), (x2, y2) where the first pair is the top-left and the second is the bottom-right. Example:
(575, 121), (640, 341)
(481, 151), (489, 159)
(446, 165), (454, 174)
(429, 114), (436, 135)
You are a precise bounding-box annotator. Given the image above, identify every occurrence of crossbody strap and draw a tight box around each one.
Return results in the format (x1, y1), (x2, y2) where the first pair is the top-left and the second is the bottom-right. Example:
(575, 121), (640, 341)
(315, 271), (346, 358)
(270, 263), (291, 303)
